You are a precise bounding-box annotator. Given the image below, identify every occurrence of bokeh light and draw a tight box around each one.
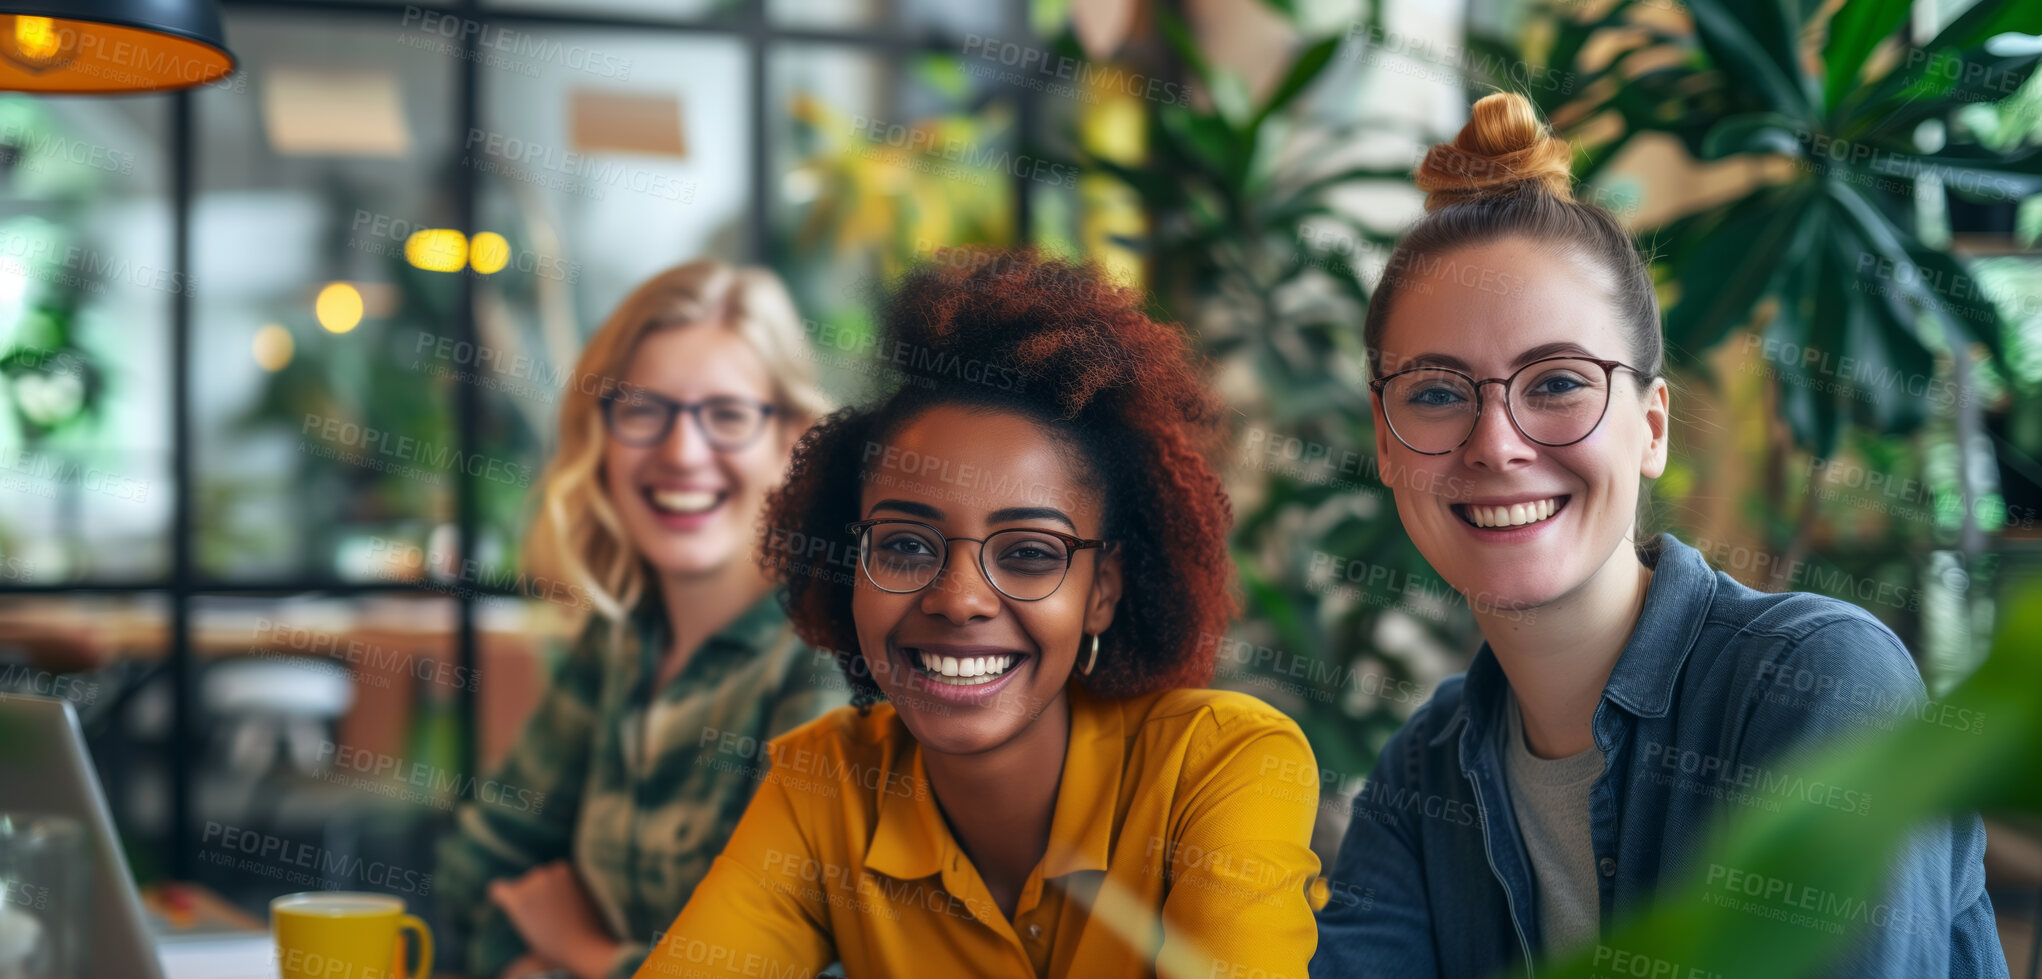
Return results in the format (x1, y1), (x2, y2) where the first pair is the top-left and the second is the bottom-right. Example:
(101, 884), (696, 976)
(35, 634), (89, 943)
(405, 228), (468, 273)
(252, 324), (294, 371)
(314, 282), (363, 334)
(468, 232), (510, 274)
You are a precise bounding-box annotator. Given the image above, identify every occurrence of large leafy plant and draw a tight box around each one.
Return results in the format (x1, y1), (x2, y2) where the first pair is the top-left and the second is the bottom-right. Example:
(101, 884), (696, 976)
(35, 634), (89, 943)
(1076, 8), (1466, 779)
(1485, 0), (2042, 457)
(1464, 0), (2042, 688)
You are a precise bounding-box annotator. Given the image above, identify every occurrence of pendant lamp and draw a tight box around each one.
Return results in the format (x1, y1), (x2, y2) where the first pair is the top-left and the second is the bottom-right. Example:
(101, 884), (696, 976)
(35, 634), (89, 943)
(0, 0), (234, 94)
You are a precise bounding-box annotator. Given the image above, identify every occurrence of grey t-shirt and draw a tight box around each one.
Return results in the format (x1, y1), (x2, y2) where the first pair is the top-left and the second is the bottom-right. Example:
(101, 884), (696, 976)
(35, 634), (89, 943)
(1502, 691), (1605, 957)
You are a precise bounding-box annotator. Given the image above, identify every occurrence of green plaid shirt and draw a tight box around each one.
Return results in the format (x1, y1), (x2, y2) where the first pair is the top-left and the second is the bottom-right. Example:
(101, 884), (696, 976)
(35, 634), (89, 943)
(436, 592), (847, 979)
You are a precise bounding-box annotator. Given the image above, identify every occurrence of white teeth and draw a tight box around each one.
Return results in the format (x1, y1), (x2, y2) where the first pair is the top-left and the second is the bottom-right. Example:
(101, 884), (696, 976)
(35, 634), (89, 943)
(913, 651), (1020, 686)
(650, 489), (719, 515)
(1463, 497), (1563, 528)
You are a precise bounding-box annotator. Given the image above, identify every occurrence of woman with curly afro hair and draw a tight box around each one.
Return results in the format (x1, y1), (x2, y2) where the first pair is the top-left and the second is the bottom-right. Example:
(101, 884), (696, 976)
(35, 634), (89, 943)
(636, 249), (1324, 978)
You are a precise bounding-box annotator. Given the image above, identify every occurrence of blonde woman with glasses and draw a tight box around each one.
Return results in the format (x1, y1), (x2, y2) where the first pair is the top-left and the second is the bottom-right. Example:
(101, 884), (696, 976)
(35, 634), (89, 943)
(437, 261), (849, 979)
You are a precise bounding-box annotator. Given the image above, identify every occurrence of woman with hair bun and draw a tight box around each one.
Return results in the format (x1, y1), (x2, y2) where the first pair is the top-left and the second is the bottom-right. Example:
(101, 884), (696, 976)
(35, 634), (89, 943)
(636, 250), (1324, 978)
(1311, 93), (2001, 977)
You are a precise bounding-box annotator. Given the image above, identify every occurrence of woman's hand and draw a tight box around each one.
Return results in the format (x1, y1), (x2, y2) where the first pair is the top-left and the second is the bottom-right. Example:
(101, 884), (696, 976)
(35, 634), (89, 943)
(488, 862), (622, 979)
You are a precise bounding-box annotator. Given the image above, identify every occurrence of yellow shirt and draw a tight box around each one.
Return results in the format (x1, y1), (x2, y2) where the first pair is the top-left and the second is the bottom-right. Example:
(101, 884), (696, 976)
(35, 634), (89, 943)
(634, 682), (1324, 979)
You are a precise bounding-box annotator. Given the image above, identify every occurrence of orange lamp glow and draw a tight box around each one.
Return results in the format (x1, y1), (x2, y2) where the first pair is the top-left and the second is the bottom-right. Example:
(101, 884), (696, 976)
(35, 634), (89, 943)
(12, 16), (59, 65)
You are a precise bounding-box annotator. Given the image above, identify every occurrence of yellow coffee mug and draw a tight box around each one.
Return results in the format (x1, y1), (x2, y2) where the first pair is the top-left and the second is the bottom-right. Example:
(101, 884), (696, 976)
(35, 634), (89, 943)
(271, 891), (432, 979)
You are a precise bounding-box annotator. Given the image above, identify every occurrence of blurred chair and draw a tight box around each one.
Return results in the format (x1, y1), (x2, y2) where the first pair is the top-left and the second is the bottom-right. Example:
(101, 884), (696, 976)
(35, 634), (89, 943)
(202, 657), (355, 776)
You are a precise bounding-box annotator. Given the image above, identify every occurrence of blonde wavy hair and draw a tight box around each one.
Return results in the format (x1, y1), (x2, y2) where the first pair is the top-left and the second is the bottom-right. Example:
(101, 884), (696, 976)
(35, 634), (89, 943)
(524, 260), (831, 627)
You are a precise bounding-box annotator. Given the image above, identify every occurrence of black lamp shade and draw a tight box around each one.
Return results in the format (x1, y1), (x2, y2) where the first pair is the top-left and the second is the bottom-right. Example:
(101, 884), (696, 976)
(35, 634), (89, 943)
(0, 0), (234, 94)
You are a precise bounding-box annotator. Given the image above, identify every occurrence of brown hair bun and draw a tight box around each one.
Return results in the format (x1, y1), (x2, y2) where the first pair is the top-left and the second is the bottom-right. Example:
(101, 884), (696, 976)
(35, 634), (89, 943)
(1414, 92), (1574, 211)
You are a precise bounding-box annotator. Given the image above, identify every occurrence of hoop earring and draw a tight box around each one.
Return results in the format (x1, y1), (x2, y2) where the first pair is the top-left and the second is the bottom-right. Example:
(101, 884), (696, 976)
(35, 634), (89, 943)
(1080, 633), (1101, 677)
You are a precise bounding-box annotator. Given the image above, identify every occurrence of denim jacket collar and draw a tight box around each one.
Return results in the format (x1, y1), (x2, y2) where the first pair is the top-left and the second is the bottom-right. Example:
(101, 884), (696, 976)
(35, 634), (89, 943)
(1600, 534), (1715, 718)
(1312, 534), (1998, 979)
(1429, 533), (1715, 756)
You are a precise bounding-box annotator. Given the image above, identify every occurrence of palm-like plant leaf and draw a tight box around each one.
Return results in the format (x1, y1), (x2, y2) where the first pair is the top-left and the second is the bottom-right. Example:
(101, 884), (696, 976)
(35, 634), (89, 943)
(1504, 0), (2042, 457)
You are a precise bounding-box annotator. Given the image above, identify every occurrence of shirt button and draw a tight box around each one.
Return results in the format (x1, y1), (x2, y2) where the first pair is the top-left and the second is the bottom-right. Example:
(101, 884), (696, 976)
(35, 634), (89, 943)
(1027, 923), (1043, 940)
(1598, 857), (1618, 878)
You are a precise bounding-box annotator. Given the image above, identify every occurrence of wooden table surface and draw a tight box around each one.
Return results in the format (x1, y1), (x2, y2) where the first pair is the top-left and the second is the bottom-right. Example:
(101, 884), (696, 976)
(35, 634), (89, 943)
(0, 596), (572, 770)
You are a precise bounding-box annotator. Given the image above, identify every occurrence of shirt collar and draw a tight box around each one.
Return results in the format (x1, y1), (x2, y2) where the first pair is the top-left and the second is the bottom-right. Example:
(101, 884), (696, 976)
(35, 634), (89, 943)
(1040, 682), (1123, 878)
(1433, 639), (1508, 756)
(865, 680), (1124, 882)
(627, 588), (791, 703)
(1431, 533), (1714, 754)
(865, 738), (946, 881)
(1599, 533), (1714, 718)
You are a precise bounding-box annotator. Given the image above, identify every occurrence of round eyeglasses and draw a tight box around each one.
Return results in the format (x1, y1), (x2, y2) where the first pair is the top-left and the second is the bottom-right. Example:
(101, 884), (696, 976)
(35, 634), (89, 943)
(845, 519), (1109, 602)
(1369, 356), (1641, 455)
(600, 391), (776, 451)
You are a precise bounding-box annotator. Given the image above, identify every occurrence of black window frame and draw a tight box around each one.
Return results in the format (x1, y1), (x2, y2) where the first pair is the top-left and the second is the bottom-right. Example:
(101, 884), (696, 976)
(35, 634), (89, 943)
(0, 0), (1041, 880)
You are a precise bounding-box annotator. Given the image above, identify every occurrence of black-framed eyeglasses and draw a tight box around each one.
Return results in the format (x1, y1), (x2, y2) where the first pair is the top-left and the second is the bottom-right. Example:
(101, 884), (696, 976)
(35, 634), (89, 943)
(1369, 356), (1641, 455)
(844, 519), (1110, 602)
(600, 391), (777, 450)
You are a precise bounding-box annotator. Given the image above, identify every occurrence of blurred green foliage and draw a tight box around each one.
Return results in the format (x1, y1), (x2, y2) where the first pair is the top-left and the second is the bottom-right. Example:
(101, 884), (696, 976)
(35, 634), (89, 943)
(229, 184), (537, 581)
(1470, 0), (2042, 689)
(1081, 4), (1464, 780)
(1480, 0), (2042, 458)
(0, 97), (114, 448)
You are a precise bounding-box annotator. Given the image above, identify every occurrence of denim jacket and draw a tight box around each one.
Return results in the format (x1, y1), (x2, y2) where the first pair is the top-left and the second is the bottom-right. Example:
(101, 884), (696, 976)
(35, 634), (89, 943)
(1311, 534), (2004, 978)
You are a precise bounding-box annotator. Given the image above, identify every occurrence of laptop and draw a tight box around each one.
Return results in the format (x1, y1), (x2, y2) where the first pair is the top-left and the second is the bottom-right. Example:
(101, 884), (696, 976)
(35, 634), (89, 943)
(0, 692), (275, 979)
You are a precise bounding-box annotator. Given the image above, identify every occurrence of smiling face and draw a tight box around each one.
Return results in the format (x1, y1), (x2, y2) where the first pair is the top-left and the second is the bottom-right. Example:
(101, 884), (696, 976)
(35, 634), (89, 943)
(602, 323), (794, 580)
(851, 405), (1123, 757)
(1373, 236), (1668, 612)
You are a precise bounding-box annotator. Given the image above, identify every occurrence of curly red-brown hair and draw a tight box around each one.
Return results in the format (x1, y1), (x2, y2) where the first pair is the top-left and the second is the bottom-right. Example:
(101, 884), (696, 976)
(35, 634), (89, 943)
(759, 248), (1237, 707)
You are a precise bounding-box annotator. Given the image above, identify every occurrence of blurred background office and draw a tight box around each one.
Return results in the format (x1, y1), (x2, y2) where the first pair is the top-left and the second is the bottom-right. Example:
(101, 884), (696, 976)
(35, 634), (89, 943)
(0, 0), (2038, 975)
